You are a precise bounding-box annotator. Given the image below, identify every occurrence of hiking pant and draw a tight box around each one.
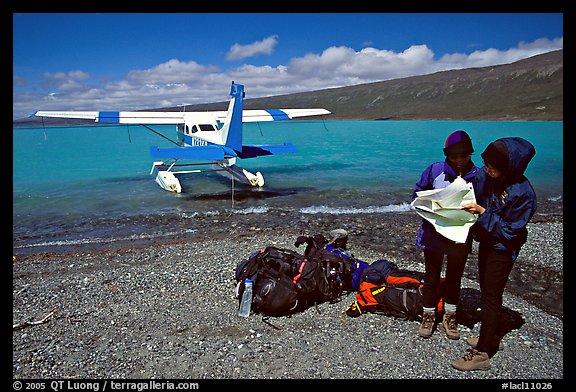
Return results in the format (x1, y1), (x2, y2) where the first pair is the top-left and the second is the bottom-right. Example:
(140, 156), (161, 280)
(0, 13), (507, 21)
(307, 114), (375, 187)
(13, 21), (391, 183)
(476, 245), (515, 358)
(422, 247), (468, 309)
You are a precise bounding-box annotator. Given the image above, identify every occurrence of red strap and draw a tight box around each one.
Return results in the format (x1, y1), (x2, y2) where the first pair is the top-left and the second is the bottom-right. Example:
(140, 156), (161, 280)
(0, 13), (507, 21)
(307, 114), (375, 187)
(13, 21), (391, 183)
(293, 258), (307, 284)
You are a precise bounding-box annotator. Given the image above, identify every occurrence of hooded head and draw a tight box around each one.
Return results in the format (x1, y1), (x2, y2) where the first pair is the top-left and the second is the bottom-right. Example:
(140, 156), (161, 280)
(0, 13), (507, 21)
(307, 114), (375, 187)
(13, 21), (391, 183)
(481, 140), (509, 173)
(443, 130), (474, 157)
(481, 137), (535, 178)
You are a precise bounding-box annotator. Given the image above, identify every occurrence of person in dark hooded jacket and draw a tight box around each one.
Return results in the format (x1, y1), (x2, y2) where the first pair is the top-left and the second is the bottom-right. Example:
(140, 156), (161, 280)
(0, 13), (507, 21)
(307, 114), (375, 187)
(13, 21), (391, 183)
(412, 130), (479, 340)
(452, 137), (537, 371)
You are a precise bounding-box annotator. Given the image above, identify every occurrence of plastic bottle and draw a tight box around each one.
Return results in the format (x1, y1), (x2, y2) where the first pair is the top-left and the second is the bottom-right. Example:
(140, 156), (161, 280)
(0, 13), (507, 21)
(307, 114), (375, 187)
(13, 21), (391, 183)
(238, 279), (253, 318)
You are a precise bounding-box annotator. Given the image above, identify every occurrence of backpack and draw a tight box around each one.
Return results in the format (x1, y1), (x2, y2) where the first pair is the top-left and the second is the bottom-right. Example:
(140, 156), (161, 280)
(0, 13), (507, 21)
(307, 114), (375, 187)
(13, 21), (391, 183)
(235, 244), (352, 317)
(235, 247), (304, 316)
(361, 259), (400, 285)
(324, 244), (369, 292)
(344, 260), (445, 321)
(347, 280), (424, 321)
(295, 234), (368, 292)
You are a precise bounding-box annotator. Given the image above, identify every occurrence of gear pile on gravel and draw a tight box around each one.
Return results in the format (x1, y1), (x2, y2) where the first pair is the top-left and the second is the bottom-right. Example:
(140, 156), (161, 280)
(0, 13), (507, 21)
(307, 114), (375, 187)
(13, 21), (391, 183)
(13, 209), (563, 379)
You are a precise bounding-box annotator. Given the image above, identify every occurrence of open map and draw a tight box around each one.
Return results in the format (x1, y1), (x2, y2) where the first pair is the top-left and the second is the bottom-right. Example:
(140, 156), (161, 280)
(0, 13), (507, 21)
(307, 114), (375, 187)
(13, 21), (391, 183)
(411, 176), (477, 243)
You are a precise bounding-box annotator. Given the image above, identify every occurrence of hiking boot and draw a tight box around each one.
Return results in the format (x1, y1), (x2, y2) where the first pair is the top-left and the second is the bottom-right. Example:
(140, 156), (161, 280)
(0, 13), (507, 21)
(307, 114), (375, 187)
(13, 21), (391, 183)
(452, 348), (491, 371)
(418, 311), (435, 338)
(442, 311), (460, 340)
(466, 336), (504, 351)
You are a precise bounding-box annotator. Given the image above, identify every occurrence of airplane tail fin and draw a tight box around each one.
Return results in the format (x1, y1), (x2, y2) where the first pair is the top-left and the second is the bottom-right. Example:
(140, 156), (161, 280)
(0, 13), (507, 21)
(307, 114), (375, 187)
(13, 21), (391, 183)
(219, 82), (245, 153)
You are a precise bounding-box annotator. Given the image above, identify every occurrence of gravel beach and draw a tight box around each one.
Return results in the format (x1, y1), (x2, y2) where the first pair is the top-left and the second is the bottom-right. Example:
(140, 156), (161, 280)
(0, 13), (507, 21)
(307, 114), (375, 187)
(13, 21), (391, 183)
(12, 203), (563, 381)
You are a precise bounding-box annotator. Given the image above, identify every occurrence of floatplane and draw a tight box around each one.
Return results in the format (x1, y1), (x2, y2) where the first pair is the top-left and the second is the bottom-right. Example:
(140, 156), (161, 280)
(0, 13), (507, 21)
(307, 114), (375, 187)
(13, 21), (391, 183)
(32, 82), (330, 193)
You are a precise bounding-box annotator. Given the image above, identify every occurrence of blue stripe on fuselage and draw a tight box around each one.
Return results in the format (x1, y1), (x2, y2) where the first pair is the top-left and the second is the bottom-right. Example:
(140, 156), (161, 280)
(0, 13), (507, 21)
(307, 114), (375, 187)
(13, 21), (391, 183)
(178, 131), (212, 147)
(265, 110), (289, 121)
(98, 112), (120, 123)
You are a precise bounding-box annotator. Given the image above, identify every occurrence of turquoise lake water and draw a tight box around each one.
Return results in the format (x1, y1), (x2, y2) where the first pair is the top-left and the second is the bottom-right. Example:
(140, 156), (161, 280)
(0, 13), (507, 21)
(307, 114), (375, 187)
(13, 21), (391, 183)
(13, 120), (563, 252)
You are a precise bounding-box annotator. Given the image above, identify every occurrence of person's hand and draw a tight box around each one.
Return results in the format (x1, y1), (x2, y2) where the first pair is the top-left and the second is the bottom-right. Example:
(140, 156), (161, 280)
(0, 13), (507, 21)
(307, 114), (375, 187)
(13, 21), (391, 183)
(462, 203), (485, 215)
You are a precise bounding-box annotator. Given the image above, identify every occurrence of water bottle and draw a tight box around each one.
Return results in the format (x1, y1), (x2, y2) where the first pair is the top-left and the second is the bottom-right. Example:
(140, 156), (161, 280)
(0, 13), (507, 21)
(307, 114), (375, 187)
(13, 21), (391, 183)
(238, 279), (253, 318)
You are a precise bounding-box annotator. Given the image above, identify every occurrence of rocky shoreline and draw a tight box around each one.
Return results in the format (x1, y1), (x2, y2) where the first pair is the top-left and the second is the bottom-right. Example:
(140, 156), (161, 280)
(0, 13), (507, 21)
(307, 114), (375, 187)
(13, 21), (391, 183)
(13, 202), (563, 380)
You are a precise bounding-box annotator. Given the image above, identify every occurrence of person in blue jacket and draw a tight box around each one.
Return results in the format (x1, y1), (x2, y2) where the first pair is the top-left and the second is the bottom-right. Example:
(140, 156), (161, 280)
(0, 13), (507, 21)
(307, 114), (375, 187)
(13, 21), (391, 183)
(453, 137), (537, 371)
(413, 130), (479, 340)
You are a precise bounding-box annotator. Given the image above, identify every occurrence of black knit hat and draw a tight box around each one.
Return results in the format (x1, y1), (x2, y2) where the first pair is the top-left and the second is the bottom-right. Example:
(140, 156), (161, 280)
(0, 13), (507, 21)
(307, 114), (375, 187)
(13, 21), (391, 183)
(443, 130), (474, 156)
(481, 140), (509, 172)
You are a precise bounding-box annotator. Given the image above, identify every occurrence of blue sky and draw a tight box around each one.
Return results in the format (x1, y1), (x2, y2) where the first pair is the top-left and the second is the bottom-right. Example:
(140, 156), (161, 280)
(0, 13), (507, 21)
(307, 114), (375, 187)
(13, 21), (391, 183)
(12, 13), (563, 120)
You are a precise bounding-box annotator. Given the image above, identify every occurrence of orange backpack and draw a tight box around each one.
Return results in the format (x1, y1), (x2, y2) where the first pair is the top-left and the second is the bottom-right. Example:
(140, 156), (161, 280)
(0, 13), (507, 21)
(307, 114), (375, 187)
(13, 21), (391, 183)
(345, 274), (444, 321)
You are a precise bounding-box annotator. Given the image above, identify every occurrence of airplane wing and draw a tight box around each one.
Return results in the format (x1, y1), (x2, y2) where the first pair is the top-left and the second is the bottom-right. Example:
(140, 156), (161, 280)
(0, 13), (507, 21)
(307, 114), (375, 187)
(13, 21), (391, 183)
(32, 108), (330, 124)
(213, 109), (331, 123)
(32, 111), (187, 124)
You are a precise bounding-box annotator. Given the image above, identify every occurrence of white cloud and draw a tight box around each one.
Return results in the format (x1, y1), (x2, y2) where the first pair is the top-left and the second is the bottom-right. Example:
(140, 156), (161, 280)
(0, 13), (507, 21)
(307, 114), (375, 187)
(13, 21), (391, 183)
(435, 37), (564, 70)
(226, 35), (279, 61)
(40, 70), (92, 91)
(286, 44), (437, 81)
(13, 37), (563, 120)
(125, 59), (221, 84)
(43, 70), (91, 81)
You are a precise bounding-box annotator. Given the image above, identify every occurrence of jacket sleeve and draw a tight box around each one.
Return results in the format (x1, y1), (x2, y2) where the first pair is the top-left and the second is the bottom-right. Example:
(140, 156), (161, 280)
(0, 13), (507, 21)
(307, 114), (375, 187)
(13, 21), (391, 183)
(474, 188), (536, 250)
(412, 164), (434, 200)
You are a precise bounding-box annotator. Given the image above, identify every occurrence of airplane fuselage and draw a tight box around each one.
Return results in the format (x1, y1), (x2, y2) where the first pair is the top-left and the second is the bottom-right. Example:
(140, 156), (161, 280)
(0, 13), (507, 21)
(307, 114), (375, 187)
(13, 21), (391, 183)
(176, 122), (238, 160)
(176, 113), (228, 148)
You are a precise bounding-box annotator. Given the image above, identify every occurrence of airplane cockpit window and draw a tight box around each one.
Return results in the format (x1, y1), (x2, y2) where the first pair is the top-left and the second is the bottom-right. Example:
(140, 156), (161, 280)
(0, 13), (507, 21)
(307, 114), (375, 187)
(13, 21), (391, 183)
(198, 124), (216, 132)
(177, 124), (195, 135)
(191, 125), (200, 133)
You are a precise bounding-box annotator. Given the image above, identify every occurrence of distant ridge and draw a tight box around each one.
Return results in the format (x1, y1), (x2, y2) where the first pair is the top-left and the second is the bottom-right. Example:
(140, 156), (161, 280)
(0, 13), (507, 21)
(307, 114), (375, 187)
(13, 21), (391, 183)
(15, 49), (562, 126)
(237, 49), (562, 121)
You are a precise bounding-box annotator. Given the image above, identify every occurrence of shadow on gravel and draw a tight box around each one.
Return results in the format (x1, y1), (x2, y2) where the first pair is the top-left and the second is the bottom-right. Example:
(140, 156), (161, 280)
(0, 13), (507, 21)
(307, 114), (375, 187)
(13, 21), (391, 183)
(458, 287), (525, 335)
(464, 260), (563, 320)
